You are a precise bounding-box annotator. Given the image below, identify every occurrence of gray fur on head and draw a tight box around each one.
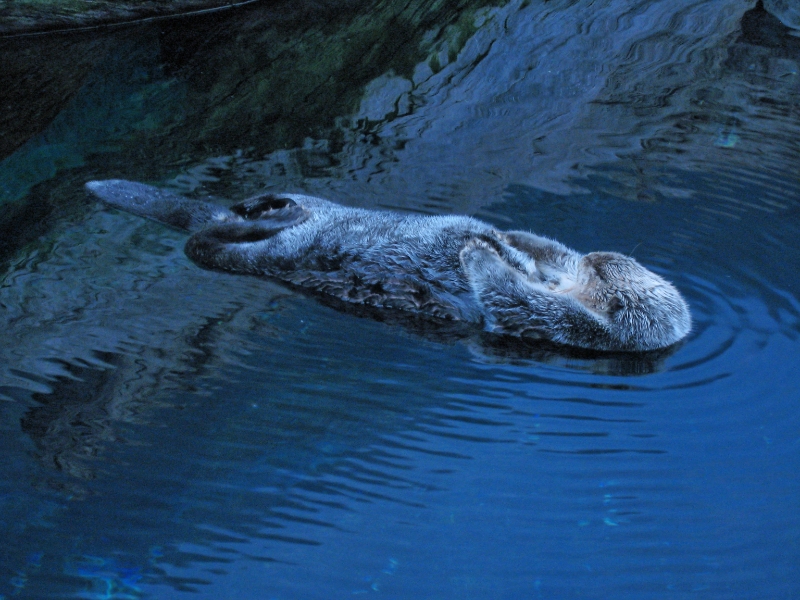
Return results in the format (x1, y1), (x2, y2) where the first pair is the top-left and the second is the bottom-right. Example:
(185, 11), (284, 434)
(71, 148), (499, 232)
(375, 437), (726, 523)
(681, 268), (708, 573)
(86, 180), (691, 352)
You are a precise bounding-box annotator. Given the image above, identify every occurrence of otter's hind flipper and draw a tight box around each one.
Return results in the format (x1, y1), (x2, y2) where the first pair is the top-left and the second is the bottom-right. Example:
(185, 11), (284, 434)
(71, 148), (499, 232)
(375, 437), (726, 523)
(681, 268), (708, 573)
(185, 203), (309, 274)
(230, 194), (300, 220)
(86, 179), (237, 232)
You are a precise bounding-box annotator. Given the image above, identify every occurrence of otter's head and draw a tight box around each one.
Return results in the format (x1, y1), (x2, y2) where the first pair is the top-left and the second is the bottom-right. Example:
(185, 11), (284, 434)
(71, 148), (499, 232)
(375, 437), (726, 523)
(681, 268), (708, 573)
(574, 252), (691, 351)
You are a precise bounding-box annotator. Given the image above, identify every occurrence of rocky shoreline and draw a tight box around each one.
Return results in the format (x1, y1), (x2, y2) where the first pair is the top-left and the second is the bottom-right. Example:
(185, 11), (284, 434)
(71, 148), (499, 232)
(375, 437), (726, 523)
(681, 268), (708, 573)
(0, 0), (258, 36)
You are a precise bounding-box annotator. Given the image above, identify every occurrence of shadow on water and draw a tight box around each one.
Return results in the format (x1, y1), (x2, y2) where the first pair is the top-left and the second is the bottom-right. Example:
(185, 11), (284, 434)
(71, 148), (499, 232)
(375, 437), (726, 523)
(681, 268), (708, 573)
(1, 0), (799, 598)
(740, 0), (800, 53)
(300, 291), (680, 376)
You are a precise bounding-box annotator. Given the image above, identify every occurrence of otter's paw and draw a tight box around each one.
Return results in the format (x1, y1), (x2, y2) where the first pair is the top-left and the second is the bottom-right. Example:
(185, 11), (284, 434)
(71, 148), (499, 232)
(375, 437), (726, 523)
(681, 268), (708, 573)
(459, 239), (501, 273)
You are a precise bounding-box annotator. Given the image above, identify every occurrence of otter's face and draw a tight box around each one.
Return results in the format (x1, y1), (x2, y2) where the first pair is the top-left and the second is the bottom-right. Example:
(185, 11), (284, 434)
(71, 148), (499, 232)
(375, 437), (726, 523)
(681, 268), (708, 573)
(577, 251), (674, 313)
(575, 251), (692, 347)
(530, 255), (581, 294)
(576, 252), (640, 311)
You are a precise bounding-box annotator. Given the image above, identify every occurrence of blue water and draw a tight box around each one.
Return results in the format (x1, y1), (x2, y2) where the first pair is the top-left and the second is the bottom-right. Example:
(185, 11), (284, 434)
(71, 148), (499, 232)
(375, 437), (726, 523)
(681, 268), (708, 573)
(2, 0), (799, 598)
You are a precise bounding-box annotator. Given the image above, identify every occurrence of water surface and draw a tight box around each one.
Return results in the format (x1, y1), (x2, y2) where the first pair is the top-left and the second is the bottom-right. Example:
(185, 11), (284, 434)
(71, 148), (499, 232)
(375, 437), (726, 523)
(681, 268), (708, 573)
(1, 1), (799, 598)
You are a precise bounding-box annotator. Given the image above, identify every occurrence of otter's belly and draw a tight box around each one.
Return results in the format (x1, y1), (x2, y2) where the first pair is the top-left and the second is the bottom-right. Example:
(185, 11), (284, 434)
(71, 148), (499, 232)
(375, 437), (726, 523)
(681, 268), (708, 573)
(252, 212), (489, 321)
(276, 260), (481, 322)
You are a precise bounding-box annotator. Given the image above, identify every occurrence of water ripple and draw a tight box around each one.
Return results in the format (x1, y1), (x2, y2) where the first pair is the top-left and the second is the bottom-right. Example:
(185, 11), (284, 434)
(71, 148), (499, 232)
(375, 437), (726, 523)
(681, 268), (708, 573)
(2, 1), (799, 596)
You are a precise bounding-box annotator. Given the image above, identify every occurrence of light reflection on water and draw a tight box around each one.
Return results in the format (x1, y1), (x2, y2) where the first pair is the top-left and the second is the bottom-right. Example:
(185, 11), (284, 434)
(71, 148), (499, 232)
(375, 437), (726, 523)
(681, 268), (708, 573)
(1, 0), (799, 598)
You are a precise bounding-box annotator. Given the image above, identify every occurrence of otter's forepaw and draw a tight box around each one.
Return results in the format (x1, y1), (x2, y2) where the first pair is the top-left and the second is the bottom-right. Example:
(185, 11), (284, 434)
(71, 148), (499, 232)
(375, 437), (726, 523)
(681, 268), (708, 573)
(459, 239), (501, 273)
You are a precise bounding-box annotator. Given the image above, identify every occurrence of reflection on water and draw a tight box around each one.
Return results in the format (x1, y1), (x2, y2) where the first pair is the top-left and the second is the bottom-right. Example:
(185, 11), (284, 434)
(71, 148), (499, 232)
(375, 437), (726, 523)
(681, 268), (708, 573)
(1, 0), (799, 598)
(3, 0), (799, 214)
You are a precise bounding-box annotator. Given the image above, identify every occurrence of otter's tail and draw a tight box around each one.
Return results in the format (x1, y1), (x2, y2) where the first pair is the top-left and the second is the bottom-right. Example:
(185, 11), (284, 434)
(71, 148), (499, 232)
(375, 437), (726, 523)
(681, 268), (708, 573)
(86, 179), (237, 232)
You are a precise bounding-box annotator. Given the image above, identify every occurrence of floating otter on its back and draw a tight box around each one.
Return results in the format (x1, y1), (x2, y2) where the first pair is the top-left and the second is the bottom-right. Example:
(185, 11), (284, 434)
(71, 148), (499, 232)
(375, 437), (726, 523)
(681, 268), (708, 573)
(85, 180), (691, 352)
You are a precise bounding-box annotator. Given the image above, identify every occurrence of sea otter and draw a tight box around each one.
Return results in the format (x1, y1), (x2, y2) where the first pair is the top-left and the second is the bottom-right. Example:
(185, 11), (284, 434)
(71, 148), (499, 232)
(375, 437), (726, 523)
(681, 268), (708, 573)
(85, 179), (691, 352)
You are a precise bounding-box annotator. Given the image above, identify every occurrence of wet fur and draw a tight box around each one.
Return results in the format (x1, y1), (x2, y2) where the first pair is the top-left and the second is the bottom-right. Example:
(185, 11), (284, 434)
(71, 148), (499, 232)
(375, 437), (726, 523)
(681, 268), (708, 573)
(86, 180), (691, 352)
